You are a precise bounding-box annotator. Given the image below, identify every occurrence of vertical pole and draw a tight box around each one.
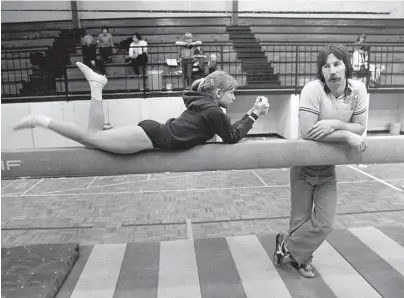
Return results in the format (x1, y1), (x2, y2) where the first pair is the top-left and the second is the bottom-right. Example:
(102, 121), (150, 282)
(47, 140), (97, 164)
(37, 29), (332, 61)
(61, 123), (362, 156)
(71, 0), (80, 28)
(232, 0), (239, 26)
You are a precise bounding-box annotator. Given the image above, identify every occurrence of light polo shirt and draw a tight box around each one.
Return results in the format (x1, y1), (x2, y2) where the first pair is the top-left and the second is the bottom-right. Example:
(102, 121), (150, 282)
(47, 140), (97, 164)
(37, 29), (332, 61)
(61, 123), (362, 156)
(298, 79), (368, 169)
(299, 79), (367, 125)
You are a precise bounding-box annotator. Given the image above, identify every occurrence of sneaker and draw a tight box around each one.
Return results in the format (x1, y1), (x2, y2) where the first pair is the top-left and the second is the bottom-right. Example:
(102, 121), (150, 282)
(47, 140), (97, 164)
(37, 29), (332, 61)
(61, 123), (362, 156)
(290, 261), (315, 278)
(273, 232), (290, 266)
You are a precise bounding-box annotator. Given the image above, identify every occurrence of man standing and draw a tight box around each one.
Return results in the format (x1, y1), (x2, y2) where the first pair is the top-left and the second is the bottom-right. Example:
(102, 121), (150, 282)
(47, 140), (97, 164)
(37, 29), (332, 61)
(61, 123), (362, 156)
(273, 44), (368, 278)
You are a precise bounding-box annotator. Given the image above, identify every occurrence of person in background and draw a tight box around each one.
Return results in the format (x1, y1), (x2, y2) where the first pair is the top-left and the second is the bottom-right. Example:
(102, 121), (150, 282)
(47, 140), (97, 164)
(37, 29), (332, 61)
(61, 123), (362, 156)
(192, 45), (206, 80)
(82, 34), (105, 76)
(352, 34), (385, 86)
(97, 26), (115, 63)
(175, 33), (202, 89)
(126, 33), (148, 75)
(208, 53), (217, 74)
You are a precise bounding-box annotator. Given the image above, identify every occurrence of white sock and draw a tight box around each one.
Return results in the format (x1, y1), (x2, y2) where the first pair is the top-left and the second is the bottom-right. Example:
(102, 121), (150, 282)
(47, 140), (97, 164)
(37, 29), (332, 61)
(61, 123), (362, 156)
(91, 87), (103, 100)
(35, 114), (52, 128)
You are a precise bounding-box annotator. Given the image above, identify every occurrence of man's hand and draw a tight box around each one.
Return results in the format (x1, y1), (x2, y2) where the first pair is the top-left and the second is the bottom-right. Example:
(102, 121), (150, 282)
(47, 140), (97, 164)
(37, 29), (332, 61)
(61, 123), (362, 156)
(347, 133), (367, 152)
(308, 120), (338, 140)
(91, 60), (96, 67)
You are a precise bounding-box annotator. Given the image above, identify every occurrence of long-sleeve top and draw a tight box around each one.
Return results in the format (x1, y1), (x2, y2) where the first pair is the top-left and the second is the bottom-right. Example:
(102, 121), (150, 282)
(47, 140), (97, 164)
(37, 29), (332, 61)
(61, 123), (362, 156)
(97, 33), (114, 48)
(82, 44), (97, 61)
(155, 91), (257, 149)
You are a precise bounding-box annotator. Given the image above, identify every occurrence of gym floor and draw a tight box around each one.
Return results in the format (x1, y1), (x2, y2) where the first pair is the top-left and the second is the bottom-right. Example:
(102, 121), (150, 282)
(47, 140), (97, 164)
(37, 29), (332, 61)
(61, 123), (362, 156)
(2, 163), (404, 297)
(2, 163), (403, 247)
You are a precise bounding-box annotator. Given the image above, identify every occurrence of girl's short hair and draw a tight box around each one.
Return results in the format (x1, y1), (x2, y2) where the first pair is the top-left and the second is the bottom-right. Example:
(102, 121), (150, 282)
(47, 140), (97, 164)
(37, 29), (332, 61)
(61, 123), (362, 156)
(191, 71), (238, 95)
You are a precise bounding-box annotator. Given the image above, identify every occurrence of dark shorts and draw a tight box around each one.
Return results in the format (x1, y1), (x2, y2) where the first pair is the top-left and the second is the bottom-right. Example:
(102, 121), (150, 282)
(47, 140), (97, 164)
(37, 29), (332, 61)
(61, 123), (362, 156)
(138, 120), (164, 149)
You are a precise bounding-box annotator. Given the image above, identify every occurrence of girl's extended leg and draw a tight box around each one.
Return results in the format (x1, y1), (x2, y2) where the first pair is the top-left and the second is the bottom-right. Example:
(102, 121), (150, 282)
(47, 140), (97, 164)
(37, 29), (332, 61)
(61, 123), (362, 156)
(14, 62), (153, 154)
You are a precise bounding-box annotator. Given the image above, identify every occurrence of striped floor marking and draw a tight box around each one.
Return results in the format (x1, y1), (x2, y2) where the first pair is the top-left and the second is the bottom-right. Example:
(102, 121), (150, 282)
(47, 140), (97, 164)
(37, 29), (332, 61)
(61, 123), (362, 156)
(70, 244), (126, 298)
(158, 239), (201, 298)
(378, 225), (404, 247)
(227, 235), (291, 298)
(194, 237), (245, 298)
(328, 229), (404, 298)
(350, 226), (404, 276)
(313, 240), (382, 298)
(56, 246), (94, 298)
(55, 226), (404, 298)
(114, 242), (160, 298)
(258, 234), (338, 298)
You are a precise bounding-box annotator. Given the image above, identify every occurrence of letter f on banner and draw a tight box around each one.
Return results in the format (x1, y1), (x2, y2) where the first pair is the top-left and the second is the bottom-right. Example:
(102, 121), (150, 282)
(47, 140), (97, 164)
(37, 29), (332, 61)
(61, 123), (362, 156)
(1, 160), (21, 171)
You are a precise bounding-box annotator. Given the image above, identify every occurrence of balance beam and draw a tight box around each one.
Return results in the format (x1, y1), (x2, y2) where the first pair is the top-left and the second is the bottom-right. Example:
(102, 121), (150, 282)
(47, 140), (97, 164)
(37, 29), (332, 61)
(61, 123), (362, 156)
(1, 136), (403, 179)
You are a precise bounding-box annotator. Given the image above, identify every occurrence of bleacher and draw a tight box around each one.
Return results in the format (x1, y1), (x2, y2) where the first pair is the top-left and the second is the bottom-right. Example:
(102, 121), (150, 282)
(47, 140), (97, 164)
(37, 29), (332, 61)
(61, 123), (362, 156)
(240, 17), (404, 87)
(2, 16), (404, 98)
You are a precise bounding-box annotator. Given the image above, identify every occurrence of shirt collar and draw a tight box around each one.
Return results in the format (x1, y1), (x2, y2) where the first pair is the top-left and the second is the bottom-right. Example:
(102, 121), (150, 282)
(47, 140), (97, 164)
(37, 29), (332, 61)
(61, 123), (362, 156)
(321, 79), (354, 97)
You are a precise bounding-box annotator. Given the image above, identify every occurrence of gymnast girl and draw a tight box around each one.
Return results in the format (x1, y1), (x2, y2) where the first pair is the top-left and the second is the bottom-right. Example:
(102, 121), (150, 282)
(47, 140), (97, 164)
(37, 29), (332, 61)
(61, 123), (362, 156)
(14, 62), (269, 154)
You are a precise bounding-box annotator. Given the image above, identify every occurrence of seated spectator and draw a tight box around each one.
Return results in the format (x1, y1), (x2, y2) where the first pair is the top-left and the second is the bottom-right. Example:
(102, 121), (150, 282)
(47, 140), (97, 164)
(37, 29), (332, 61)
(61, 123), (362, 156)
(192, 45), (206, 80)
(82, 34), (105, 75)
(207, 53), (217, 74)
(352, 34), (385, 86)
(97, 26), (115, 63)
(175, 33), (202, 89)
(126, 33), (148, 75)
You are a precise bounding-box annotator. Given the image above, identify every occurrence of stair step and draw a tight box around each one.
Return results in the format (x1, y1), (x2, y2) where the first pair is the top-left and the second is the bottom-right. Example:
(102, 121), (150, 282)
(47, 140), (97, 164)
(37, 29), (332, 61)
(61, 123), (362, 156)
(227, 30), (251, 34)
(237, 53), (266, 58)
(233, 44), (261, 49)
(245, 66), (275, 71)
(234, 47), (262, 53)
(227, 27), (251, 31)
(229, 35), (256, 39)
(232, 41), (259, 46)
(245, 81), (282, 88)
(245, 70), (275, 76)
(227, 26), (251, 30)
(246, 74), (278, 80)
(238, 58), (269, 62)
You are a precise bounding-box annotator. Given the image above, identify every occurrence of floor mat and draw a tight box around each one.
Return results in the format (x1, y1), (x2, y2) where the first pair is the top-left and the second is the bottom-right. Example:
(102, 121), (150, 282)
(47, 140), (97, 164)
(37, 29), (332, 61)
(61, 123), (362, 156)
(2, 243), (79, 298)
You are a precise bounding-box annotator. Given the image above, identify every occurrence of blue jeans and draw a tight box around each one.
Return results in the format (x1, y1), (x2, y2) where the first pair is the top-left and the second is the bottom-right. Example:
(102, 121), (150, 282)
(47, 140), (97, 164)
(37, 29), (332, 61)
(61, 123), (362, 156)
(285, 166), (337, 264)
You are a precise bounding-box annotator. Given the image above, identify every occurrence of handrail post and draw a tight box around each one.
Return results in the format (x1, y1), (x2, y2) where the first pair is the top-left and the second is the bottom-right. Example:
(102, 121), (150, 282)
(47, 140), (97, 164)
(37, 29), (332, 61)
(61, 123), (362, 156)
(63, 65), (69, 100)
(221, 45), (224, 72)
(294, 45), (299, 94)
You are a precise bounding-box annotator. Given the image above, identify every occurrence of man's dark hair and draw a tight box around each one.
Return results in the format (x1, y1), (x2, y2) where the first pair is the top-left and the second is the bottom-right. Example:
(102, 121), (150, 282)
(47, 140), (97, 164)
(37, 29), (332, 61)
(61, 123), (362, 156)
(317, 44), (353, 84)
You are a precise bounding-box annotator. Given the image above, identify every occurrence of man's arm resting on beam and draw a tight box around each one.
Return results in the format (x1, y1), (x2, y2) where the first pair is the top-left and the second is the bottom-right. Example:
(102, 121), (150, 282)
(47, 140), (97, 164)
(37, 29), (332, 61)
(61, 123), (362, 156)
(300, 111), (366, 151)
(328, 119), (366, 135)
(307, 109), (367, 138)
(310, 83), (368, 137)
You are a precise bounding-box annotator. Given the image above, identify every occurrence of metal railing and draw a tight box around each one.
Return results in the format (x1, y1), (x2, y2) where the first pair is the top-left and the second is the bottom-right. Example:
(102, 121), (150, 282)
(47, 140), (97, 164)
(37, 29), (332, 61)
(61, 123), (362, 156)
(2, 43), (403, 101)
